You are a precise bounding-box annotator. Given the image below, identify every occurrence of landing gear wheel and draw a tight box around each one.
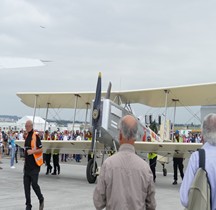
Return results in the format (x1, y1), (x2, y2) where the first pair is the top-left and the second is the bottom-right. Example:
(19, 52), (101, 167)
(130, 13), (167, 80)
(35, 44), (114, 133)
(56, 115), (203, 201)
(163, 168), (167, 176)
(86, 159), (98, 184)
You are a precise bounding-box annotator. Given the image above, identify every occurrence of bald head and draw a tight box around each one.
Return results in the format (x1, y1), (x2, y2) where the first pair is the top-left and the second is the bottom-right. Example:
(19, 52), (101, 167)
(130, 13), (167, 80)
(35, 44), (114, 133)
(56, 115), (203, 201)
(119, 115), (138, 144)
(25, 120), (33, 133)
(202, 113), (216, 145)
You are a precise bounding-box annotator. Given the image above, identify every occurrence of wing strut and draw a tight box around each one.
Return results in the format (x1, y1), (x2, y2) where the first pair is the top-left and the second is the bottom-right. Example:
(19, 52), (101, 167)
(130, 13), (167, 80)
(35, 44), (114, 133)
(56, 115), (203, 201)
(72, 94), (81, 132)
(44, 103), (50, 132)
(84, 102), (90, 132)
(33, 95), (38, 126)
(171, 99), (179, 141)
(162, 90), (169, 141)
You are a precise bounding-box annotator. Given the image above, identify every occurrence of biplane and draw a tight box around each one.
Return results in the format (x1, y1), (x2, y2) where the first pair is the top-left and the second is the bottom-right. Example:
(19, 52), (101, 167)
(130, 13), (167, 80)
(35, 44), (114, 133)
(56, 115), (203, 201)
(16, 73), (216, 183)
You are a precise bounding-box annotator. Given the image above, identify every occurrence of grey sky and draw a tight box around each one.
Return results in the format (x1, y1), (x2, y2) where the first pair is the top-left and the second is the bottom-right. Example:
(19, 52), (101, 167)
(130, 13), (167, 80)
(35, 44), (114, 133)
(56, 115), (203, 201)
(1, 0), (216, 124)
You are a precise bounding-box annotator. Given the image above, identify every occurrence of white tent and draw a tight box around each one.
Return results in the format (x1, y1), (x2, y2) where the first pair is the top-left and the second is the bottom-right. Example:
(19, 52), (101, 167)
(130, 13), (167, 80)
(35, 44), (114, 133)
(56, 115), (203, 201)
(17, 116), (47, 131)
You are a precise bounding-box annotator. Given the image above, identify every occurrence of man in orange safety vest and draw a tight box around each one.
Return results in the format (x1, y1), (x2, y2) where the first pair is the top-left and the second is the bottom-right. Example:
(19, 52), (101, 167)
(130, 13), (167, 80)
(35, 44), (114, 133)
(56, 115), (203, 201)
(24, 120), (44, 210)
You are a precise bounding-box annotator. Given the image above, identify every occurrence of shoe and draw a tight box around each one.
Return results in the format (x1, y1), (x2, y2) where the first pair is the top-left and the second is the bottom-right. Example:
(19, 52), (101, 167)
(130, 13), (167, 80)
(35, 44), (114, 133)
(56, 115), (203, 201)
(172, 180), (177, 185)
(39, 198), (44, 210)
(25, 205), (32, 210)
(51, 172), (56, 175)
(11, 166), (15, 169)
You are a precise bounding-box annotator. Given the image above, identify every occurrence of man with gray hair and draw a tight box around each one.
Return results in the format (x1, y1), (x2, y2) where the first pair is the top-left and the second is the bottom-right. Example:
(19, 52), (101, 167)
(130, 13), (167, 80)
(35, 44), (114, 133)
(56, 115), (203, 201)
(180, 113), (216, 209)
(93, 115), (156, 210)
(24, 120), (44, 210)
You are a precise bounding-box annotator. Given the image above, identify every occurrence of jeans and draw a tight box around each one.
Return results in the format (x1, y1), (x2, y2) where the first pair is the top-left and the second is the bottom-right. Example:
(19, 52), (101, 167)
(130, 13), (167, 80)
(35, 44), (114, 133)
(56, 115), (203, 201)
(10, 146), (16, 167)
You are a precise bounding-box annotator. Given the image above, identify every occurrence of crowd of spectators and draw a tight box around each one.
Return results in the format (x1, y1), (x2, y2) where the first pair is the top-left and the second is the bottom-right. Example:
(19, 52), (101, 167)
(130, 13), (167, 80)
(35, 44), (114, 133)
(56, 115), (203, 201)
(174, 131), (202, 143)
(0, 127), (92, 169)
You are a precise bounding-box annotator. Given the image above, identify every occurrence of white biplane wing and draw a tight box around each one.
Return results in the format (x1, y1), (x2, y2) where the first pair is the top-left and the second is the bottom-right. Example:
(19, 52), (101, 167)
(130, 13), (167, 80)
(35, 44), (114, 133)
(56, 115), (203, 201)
(17, 81), (216, 109)
(15, 140), (104, 154)
(16, 92), (97, 109)
(15, 140), (202, 159)
(16, 81), (212, 158)
(0, 57), (44, 69)
(112, 82), (216, 107)
(134, 142), (202, 158)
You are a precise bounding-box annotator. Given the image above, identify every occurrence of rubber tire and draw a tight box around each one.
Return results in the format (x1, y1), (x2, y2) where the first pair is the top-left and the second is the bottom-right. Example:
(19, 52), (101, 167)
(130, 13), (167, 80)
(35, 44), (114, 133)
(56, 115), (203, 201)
(163, 168), (167, 176)
(86, 159), (98, 184)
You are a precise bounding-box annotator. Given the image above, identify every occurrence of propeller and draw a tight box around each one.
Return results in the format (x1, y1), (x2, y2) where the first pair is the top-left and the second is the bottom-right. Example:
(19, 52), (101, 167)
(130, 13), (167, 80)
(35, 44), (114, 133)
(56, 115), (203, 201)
(90, 74), (112, 153)
(86, 73), (112, 183)
(91, 72), (102, 152)
(86, 72), (102, 183)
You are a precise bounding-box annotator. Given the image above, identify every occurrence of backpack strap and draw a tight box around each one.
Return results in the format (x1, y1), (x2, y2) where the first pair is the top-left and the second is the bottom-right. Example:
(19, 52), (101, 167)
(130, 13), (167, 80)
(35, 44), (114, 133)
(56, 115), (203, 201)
(199, 148), (212, 209)
(199, 149), (205, 170)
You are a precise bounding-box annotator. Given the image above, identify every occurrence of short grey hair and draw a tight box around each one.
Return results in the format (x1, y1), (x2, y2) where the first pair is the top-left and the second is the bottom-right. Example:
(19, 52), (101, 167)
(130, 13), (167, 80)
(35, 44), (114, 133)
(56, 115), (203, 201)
(119, 116), (138, 141)
(202, 113), (216, 145)
(25, 120), (33, 127)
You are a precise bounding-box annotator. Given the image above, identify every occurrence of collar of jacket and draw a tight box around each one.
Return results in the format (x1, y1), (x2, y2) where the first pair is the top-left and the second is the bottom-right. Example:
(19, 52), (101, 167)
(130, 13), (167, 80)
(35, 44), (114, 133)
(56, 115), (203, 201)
(119, 144), (135, 153)
(28, 129), (34, 135)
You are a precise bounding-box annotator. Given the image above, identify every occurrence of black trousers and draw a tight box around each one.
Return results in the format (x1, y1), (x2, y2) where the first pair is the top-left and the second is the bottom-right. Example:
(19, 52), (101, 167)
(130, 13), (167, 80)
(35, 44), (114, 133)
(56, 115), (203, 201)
(149, 156), (157, 181)
(61, 154), (68, 162)
(173, 157), (184, 181)
(23, 169), (43, 208)
(53, 154), (60, 173)
(46, 154), (52, 173)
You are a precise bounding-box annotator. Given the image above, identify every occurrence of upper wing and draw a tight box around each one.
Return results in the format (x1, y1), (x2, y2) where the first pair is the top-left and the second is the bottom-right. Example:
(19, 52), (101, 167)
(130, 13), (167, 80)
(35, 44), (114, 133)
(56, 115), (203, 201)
(110, 82), (216, 107)
(17, 82), (216, 108)
(16, 92), (100, 109)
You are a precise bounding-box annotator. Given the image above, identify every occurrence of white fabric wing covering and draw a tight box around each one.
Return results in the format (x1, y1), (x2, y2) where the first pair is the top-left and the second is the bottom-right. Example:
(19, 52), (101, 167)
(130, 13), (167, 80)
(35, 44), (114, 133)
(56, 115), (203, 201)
(0, 57), (44, 69)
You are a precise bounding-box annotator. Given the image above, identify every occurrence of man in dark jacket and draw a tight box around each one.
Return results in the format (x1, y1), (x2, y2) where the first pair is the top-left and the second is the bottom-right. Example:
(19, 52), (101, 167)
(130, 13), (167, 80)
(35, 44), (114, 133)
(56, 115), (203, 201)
(24, 120), (44, 210)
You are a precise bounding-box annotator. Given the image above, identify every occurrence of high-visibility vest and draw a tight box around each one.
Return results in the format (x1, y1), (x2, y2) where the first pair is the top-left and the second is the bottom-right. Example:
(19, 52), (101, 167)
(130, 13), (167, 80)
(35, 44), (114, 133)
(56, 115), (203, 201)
(30, 132), (43, 166)
(148, 152), (157, 160)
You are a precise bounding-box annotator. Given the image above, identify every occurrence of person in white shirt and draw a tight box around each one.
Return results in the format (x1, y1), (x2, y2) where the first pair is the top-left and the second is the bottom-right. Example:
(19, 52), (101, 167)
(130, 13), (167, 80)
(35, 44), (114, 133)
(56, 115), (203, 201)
(18, 130), (25, 158)
(18, 130), (24, 140)
(180, 113), (216, 209)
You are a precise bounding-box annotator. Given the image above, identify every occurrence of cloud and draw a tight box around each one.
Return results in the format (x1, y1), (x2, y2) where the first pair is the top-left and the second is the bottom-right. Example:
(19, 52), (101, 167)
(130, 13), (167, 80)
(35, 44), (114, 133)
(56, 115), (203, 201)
(1, 0), (50, 25)
(1, 0), (216, 124)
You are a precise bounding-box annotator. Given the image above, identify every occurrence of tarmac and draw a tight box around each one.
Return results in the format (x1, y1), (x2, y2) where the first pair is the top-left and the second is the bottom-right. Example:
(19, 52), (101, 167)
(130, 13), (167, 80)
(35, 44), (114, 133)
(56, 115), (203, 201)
(0, 156), (185, 210)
